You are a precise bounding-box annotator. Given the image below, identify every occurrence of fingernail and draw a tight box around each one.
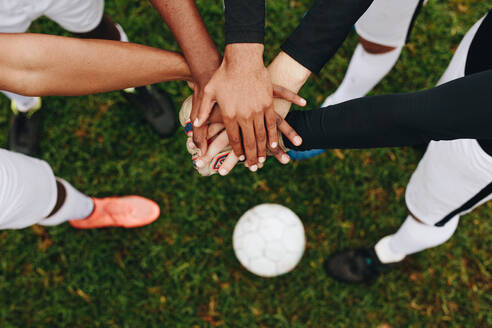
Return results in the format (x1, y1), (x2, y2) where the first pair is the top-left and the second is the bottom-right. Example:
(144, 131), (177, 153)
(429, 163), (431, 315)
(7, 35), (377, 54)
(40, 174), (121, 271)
(195, 159), (204, 168)
(293, 136), (302, 146)
(239, 155), (245, 161)
(258, 162), (264, 169)
(259, 157), (266, 163)
(300, 98), (307, 106)
(193, 118), (200, 127)
(271, 142), (278, 148)
(281, 154), (290, 164)
(249, 165), (258, 172)
(219, 168), (227, 176)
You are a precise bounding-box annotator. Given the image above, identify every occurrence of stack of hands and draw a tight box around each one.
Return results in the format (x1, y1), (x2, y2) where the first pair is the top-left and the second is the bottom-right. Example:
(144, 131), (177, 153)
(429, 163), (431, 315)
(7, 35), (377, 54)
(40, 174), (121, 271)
(181, 47), (311, 176)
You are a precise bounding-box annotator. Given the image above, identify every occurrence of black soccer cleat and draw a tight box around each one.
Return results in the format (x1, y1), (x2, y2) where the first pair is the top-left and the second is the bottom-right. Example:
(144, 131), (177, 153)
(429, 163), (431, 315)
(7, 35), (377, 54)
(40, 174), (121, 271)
(8, 106), (42, 156)
(324, 247), (384, 284)
(123, 85), (178, 138)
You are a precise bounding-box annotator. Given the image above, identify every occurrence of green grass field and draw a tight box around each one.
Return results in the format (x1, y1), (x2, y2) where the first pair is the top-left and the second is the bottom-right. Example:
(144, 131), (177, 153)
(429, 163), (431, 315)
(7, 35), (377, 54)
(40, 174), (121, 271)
(1, 0), (491, 327)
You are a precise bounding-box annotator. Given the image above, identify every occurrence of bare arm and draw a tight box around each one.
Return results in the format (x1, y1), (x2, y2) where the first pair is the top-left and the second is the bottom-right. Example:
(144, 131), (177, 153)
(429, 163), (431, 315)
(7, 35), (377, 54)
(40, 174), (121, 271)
(0, 33), (191, 96)
(149, 0), (220, 84)
(149, 0), (221, 153)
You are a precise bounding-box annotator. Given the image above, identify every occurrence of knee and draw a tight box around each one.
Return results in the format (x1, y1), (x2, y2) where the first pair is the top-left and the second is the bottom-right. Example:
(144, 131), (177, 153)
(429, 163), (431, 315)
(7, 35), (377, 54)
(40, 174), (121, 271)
(358, 36), (397, 54)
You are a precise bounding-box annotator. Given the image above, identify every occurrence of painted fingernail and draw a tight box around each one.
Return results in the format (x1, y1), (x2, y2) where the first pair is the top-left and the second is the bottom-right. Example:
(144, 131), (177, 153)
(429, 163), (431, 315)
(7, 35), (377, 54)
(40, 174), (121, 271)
(250, 164), (258, 172)
(281, 154), (290, 164)
(259, 157), (266, 163)
(300, 98), (307, 106)
(219, 168), (227, 176)
(239, 155), (245, 161)
(293, 136), (302, 146)
(193, 118), (200, 127)
(195, 159), (204, 168)
(271, 142), (278, 148)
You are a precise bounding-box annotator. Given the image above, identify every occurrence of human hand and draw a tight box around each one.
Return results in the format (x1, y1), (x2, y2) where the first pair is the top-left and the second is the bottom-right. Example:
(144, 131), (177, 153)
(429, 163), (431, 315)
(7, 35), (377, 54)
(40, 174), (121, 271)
(195, 44), (303, 171)
(180, 86), (305, 176)
(179, 96), (233, 176)
(196, 84), (305, 175)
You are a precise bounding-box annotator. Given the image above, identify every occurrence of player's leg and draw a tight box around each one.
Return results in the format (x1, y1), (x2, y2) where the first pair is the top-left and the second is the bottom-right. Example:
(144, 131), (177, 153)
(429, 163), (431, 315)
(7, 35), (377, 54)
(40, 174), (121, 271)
(322, 0), (423, 107)
(324, 12), (492, 283)
(375, 137), (492, 265)
(0, 149), (160, 230)
(288, 0), (424, 160)
(0, 3), (43, 155)
(44, 0), (178, 138)
(321, 39), (402, 108)
(325, 138), (492, 283)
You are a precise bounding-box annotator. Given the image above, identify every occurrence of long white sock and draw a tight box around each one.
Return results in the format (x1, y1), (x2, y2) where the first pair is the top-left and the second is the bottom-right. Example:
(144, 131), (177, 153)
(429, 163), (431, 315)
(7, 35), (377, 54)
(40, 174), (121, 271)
(1, 91), (38, 112)
(375, 215), (460, 264)
(39, 178), (94, 226)
(322, 44), (403, 107)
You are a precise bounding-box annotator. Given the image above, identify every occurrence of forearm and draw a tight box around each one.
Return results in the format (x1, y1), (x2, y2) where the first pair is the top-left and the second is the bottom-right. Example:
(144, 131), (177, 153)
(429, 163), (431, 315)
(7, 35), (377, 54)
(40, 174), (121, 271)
(268, 51), (311, 118)
(284, 70), (492, 149)
(0, 34), (191, 96)
(281, 0), (373, 73)
(150, 0), (221, 84)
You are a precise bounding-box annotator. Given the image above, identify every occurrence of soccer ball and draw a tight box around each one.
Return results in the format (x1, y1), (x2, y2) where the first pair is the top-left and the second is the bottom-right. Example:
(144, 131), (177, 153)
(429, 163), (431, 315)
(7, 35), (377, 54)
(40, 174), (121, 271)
(233, 204), (306, 277)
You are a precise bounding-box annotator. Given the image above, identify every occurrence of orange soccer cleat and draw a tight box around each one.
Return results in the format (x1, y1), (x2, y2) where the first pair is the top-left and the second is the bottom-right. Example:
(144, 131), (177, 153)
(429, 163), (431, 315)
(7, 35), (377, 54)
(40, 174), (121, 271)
(69, 196), (160, 229)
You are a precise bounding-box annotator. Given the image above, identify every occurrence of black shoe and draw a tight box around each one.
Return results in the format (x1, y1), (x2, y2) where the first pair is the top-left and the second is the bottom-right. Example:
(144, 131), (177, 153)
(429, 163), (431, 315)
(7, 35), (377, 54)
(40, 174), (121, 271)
(324, 247), (384, 284)
(8, 106), (42, 156)
(123, 85), (178, 138)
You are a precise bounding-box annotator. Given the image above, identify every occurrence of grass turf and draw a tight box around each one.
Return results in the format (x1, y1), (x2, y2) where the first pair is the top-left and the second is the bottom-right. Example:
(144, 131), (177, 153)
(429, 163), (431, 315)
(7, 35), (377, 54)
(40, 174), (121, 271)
(0, 0), (491, 327)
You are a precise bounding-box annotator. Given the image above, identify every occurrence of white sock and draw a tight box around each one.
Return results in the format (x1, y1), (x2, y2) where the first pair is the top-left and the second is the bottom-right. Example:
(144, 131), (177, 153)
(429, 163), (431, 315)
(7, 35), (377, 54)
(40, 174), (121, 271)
(39, 178), (94, 226)
(322, 44), (403, 107)
(115, 23), (137, 94)
(375, 215), (460, 264)
(116, 23), (129, 42)
(1, 91), (39, 112)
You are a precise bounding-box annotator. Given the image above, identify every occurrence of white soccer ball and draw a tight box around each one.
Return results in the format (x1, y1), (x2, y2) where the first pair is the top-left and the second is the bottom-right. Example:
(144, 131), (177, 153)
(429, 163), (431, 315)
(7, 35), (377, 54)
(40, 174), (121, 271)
(233, 204), (306, 277)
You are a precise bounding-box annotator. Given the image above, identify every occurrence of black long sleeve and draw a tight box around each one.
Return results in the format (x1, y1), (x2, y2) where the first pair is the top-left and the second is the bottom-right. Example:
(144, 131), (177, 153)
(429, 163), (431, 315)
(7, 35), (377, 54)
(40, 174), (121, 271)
(281, 0), (373, 73)
(224, 0), (265, 44)
(223, 0), (373, 67)
(283, 70), (492, 150)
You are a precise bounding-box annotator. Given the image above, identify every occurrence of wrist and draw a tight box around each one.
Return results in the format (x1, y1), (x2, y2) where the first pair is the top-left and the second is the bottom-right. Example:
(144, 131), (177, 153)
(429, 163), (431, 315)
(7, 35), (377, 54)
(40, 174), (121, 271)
(193, 67), (218, 86)
(224, 43), (264, 67)
(192, 55), (221, 86)
(269, 51), (310, 92)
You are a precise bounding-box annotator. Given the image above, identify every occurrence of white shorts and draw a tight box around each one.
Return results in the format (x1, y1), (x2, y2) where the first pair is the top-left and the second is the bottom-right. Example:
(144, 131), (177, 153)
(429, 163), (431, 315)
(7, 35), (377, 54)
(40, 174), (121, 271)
(406, 140), (492, 226)
(0, 0), (104, 33)
(0, 149), (57, 229)
(405, 13), (492, 226)
(355, 0), (423, 47)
